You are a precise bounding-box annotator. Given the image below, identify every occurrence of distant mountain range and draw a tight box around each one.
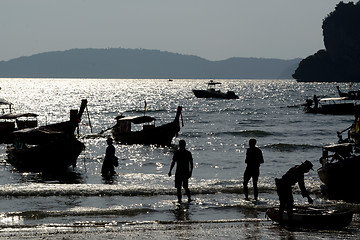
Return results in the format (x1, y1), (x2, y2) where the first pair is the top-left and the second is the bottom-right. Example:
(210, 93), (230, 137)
(0, 48), (301, 79)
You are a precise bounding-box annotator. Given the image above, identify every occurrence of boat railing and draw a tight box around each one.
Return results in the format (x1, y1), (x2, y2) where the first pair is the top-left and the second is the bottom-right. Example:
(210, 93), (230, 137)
(320, 143), (354, 166)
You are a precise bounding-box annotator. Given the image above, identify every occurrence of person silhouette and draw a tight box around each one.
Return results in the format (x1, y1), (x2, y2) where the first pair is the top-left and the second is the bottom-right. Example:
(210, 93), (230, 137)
(101, 137), (118, 177)
(275, 160), (314, 222)
(243, 138), (264, 201)
(313, 95), (319, 109)
(168, 140), (194, 203)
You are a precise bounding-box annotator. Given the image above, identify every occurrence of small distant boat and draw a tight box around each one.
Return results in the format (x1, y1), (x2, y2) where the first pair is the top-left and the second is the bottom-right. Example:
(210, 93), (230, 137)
(192, 80), (239, 99)
(266, 207), (353, 229)
(111, 106), (183, 146)
(304, 97), (360, 114)
(6, 99), (88, 172)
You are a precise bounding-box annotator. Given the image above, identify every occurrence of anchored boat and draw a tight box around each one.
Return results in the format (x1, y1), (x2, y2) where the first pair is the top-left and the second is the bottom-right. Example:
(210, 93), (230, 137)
(111, 106), (183, 146)
(6, 99), (87, 172)
(192, 80), (238, 99)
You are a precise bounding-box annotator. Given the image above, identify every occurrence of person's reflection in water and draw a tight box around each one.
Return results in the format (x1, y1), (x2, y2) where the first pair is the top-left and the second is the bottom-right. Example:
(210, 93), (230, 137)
(102, 174), (118, 184)
(172, 202), (191, 221)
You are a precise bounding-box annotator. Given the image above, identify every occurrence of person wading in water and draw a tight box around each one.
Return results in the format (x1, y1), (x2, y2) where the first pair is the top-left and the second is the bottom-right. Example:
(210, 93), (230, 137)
(101, 137), (118, 177)
(168, 140), (194, 203)
(243, 138), (264, 201)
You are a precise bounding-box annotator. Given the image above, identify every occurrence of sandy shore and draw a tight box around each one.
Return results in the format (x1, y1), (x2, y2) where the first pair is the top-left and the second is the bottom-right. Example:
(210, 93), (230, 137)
(1, 220), (356, 240)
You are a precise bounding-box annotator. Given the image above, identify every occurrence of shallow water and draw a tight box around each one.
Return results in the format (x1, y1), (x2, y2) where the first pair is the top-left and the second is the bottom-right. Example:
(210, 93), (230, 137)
(0, 78), (359, 239)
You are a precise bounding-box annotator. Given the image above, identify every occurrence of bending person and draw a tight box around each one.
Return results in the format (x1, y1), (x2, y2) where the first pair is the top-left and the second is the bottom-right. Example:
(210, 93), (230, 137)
(275, 160), (314, 222)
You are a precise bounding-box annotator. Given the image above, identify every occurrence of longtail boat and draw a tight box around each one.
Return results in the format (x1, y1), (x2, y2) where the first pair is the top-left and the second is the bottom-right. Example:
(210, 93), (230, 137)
(111, 106), (183, 146)
(6, 99), (87, 172)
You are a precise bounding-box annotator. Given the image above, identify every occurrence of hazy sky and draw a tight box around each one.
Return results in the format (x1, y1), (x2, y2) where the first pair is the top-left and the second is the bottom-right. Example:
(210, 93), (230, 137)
(0, 0), (353, 61)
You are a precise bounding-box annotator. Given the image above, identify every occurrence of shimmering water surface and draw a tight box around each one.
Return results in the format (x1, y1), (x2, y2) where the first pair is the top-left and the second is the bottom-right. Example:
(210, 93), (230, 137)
(0, 78), (359, 239)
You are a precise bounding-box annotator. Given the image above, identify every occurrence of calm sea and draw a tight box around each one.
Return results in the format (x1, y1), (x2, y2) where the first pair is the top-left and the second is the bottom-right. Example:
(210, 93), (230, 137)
(0, 78), (359, 239)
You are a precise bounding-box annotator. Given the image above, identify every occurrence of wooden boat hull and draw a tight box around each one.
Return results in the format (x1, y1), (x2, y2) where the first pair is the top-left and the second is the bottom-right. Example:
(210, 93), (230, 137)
(317, 156), (360, 202)
(0, 122), (15, 143)
(112, 121), (180, 146)
(7, 137), (84, 171)
(266, 207), (353, 229)
(192, 89), (238, 99)
(6, 99), (88, 172)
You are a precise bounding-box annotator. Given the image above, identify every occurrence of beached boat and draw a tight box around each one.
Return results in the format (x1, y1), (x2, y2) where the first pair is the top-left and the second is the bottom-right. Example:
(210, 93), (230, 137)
(316, 115), (360, 202)
(111, 106), (183, 146)
(192, 80), (238, 99)
(266, 207), (353, 229)
(304, 97), (360, 114)
(317, 142), (360, 202)
(6, 99), (87, 172)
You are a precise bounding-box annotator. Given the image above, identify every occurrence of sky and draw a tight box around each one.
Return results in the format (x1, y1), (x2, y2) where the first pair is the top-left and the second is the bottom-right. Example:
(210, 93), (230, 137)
(0, 0), (354, 62)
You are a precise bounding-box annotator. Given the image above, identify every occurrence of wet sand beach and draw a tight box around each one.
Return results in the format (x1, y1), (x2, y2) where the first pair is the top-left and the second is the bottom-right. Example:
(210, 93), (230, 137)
(1, 219), (359, 240)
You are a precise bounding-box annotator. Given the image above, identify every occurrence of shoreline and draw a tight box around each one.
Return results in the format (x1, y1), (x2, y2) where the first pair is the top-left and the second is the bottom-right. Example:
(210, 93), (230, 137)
(0, 221), (281, 240)
(0, 219), (357, 240)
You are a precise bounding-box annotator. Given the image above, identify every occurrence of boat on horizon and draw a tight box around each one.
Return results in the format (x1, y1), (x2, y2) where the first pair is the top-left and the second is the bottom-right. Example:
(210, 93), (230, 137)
(110, 106), (183, 146)
(6, 99), (88, 172)
(192, 80), (239, 99)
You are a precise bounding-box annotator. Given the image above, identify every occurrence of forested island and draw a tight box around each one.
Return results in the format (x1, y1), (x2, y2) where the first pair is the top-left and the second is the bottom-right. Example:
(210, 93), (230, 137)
(293, 1), (360, 82)
(0, 48), (299, 79)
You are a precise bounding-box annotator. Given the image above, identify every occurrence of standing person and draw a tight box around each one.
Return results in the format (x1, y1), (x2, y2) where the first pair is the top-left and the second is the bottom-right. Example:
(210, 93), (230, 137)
(101, 137), (118, 177)
(168, 140), (194, 203)
(275, 160), (314, 222)
(243, 138), (264, 201)
(313, 95), (319, 109)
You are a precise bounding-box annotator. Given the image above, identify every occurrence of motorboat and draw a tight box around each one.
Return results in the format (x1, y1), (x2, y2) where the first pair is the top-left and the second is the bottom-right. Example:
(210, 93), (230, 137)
(337, 85), (360, 100)
(192, 80), (238, 99)
(304, 97), (360, 114)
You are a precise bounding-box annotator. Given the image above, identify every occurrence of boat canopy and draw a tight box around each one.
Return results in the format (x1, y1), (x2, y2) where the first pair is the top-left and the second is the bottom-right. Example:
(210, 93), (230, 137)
(0, 98), (11, 105)
(322, 143), (353, 152)
(12, 127), (65, 144)
(0, 113), (38, 120)
(115, 115), (156, 124)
